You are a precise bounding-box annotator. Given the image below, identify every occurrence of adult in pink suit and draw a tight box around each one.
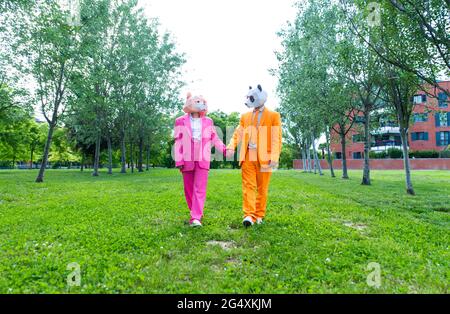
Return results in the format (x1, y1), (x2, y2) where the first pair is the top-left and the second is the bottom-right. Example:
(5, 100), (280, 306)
(174, 93), (228, 227)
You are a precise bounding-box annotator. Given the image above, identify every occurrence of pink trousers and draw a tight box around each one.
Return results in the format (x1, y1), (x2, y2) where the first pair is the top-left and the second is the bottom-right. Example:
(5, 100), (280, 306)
(182, 162), (209, 223)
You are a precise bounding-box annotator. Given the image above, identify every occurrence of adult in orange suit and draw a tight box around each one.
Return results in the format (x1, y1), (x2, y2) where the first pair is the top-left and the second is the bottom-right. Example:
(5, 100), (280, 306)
(226, 85), (282, 227)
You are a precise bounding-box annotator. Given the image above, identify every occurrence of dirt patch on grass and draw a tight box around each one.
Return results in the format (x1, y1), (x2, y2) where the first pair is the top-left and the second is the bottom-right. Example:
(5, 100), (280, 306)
(151, 218), (165, 225)
(225, 258), (241, 265)
(207, 240), (236, 251)
(343, 222), (368, 231)
(227, 222), (241, 230)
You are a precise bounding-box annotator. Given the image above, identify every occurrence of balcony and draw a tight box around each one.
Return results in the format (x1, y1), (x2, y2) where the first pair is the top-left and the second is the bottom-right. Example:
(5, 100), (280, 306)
(372, 126), (400, 135)
(371, 140), (404, 152)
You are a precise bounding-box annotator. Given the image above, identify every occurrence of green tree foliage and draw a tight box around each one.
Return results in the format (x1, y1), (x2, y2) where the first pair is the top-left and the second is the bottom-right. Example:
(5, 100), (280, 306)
(275, 0), (445, 194)
(208, 110), (240, 169)
(275, 0), (356, 178)
(342, 0), (449, 96)
(1, 0), (185, 178)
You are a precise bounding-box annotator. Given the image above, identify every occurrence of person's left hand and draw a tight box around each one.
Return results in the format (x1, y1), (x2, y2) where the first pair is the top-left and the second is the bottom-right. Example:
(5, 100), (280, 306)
(269, 160), (279, 169)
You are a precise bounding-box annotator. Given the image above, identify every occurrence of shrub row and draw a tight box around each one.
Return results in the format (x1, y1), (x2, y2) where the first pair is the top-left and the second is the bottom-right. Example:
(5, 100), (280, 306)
(369, 149), (450, 159)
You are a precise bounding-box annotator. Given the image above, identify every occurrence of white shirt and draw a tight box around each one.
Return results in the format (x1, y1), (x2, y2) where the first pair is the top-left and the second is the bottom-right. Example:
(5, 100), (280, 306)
(190, 115), (202, 141)
(254, 105), (265, 114)
(248, 106), (265, 149)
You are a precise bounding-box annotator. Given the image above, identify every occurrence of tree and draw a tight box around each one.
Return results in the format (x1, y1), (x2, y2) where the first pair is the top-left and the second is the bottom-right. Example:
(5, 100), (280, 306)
(279, 144), (300, 169)
(48, 127), (80, 168)
(0, 80), (34, 168)
(330, 92), (358, 179)
(13, 1), (84, 182)
(384, 67), (419, 195)
(2, 0), (186, 177)
(66, 0), (185, 177)
(0, 111), (31, 168)
(343, 0), (424, 194)
(275, 0), (356, 179)
(107, 2), (184, 175)
(334, 16), (384, 185)
(25, 121), (47, 169)
(67, 0), (115, 176)
(342, 0), (449, 97)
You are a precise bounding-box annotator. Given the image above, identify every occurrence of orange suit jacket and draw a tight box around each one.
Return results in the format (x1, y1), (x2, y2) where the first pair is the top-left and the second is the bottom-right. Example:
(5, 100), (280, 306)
(227, 108), (282, 166)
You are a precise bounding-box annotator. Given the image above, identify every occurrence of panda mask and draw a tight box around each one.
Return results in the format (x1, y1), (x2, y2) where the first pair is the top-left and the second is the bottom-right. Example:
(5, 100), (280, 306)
(245, 85), (268, 109)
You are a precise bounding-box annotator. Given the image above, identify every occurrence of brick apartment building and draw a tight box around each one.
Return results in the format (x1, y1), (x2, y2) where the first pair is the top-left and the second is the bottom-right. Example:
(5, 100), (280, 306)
(331, 80), (450, 159)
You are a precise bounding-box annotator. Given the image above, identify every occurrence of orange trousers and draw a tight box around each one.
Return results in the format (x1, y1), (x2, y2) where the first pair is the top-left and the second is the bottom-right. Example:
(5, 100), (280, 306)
(241, 149), (272, 221)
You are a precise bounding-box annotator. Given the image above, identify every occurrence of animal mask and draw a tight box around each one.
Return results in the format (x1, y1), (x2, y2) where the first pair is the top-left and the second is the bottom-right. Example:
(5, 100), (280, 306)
(183, 92), (208, 117)
(245, 85), (268, 109)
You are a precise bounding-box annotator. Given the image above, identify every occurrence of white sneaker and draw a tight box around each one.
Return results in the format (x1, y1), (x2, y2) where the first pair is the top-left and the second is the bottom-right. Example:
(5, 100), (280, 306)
(190, 219), (202, 227)
(242, 216), (254, 227)
(256, 218), (264, 225)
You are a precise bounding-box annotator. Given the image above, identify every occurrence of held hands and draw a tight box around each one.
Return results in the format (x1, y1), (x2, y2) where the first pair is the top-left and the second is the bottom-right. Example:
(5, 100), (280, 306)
(225, 148), (235, 159)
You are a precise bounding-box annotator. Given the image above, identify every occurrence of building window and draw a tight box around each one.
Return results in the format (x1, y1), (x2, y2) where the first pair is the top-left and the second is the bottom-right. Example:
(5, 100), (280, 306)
(411, 132), (429, 141)
(438, 92), (448, 108)
(335, 152), (342, 159)
(352, 134), (364, 143)
(379, 120), (398, 128)
(413, 94), (427, 104)
(435, 112), (449, 127)
(354, 116), (365, 124)
(353, 152), (362, 159)
(372, 134), (402, 147)
(413, 113), (428, 123)
(436, 131), (450, 146)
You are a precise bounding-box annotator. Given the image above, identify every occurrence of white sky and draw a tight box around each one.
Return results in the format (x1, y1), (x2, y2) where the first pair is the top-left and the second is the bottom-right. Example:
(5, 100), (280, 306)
(139, 0), (298, 114)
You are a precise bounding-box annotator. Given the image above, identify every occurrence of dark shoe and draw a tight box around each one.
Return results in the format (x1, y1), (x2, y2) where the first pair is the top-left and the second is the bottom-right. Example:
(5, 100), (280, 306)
(242, 216), (254, 228)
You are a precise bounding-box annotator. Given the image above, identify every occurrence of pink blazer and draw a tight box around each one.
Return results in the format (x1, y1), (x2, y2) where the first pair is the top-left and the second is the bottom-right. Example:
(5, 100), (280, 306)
(174, 114), (226, 171)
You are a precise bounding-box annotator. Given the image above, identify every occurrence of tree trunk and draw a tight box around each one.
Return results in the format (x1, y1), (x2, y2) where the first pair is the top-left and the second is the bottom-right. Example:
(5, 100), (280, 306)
(146, 143), (150, 171)
(29, 148), (34, 170)
(301, 145), (307, 172)
(107, 134), (113, 175)
(81, 153), (85, 172)
(340, 132), (349, 179)
(138, 136), (144, 173)
(313, 147), (317, 174)
(362, 109), (371, 185)
(120, 130), (126, 174)
(311, 135), (323, 176)
(306, 141), (312, 173)
(135, 149), (138, 172)
(36, 123), (55, 183)
(400, 127), (415, 195)
(130, 142), (134, 173)
(92, 133), (101, 177)
(313, 148), (317, 174)
(325, 128), (335, 178)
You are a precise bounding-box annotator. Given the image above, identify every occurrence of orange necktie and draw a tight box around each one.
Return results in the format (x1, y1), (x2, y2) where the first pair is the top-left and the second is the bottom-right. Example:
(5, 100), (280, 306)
(249, 110), (259, 147)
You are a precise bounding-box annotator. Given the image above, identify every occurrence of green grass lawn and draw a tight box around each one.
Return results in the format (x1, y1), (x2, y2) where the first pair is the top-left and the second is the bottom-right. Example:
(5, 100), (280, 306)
(0, 168), (448, 293)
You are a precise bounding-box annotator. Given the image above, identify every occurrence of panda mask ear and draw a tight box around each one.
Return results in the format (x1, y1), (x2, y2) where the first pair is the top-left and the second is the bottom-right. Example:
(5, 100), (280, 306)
(257, 85), (263, 92)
